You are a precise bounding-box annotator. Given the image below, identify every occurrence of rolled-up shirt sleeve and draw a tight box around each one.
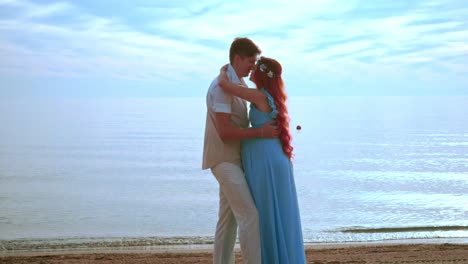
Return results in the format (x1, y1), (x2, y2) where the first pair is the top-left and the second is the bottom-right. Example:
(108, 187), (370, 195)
(212, 83), (232, 113)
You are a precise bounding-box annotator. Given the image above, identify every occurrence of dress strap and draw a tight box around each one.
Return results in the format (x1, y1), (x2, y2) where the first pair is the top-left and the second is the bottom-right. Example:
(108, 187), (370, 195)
(261, 88), (278, 118)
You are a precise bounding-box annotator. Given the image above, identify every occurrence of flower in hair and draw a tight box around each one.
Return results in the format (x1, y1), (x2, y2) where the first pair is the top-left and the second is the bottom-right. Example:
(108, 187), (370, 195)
(259, 63), (274, 78)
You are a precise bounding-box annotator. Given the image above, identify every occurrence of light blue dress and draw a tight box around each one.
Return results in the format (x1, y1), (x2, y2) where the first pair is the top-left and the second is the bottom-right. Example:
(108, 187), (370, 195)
(241, 88), (306, 264)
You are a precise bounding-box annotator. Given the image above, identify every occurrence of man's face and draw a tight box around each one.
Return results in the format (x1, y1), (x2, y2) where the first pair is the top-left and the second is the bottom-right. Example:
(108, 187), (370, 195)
(237, 54), (258, 78)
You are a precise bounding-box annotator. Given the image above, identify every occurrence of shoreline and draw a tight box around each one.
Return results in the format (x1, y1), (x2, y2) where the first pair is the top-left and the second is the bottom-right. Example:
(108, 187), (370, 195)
(1, 237), (466, 257)
(1, 242), (467, 264)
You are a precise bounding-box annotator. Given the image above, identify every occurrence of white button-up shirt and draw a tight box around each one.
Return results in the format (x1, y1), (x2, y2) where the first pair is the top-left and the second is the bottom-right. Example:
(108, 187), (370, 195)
(202, 64), (249, 169)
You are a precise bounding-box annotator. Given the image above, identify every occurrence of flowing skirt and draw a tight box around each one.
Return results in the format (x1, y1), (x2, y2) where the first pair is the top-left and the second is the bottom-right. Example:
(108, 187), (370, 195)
(242, 138), (306, 264)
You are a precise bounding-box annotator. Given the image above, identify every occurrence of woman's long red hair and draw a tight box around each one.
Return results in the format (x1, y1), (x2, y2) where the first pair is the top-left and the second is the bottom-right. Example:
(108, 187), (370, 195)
(252, 57), (293, 159)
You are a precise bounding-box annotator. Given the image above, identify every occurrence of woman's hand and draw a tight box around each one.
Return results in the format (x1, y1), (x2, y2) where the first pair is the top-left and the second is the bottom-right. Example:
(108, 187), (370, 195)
(218, 64), (229, 87)
(220, 64), (228, 73)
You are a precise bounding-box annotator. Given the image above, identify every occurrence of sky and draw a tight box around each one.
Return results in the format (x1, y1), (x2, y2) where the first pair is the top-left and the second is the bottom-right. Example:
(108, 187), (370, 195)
(0, 0), (467, 98)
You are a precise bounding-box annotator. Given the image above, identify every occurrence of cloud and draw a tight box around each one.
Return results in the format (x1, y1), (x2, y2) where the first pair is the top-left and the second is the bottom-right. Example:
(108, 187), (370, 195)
(0, 0), (467, 97)
(1, 1), (222, 84)
(0, 0), (73, 18)
(24, 2), (73, 18)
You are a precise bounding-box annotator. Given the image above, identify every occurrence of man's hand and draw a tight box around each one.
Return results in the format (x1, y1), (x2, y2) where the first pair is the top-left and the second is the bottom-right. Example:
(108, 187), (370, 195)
(261, 120), (280, 138)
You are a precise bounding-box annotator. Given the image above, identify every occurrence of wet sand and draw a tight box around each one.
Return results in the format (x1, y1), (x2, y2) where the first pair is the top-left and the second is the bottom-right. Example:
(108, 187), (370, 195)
(1, 243), (468, 263)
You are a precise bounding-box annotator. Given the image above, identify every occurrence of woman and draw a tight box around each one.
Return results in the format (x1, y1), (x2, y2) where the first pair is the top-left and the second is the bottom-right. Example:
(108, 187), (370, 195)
(218, 57), (306, 264)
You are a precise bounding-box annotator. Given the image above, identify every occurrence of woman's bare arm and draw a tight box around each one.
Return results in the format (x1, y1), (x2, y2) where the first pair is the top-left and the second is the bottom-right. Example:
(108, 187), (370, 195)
(217, 65), (265, 106)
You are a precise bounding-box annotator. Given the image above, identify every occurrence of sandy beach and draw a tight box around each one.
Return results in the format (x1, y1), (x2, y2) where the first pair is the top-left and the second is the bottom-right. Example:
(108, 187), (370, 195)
(1, 242), (468, 264)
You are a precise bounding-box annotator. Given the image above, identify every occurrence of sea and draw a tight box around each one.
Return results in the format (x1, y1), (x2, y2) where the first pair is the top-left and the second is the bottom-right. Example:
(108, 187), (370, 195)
(0, 96), (467, 250)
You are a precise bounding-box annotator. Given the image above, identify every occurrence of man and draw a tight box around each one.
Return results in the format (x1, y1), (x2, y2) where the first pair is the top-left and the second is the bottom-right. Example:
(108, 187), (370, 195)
(202, 37), (279, 264)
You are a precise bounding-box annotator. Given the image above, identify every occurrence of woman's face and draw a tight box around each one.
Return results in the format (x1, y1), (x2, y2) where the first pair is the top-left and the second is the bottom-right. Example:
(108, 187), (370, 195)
(249, 63), (259, 82)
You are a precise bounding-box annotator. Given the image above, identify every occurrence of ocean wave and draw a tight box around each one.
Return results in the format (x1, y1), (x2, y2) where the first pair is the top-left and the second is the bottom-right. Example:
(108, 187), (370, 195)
(336, 225), (468, 233)
(0, 236), (214, 251)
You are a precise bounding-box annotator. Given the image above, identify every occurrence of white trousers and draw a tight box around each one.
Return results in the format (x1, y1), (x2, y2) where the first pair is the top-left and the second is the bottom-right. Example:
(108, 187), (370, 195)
(211, 162), (261, 264)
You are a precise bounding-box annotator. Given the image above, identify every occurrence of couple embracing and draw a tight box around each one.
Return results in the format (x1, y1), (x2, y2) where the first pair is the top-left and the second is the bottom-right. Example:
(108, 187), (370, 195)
(202, 37), (306, 264)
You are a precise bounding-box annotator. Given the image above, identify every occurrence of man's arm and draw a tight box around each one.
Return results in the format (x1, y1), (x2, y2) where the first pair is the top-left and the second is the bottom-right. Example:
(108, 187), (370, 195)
(215, 113), (278, 141)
